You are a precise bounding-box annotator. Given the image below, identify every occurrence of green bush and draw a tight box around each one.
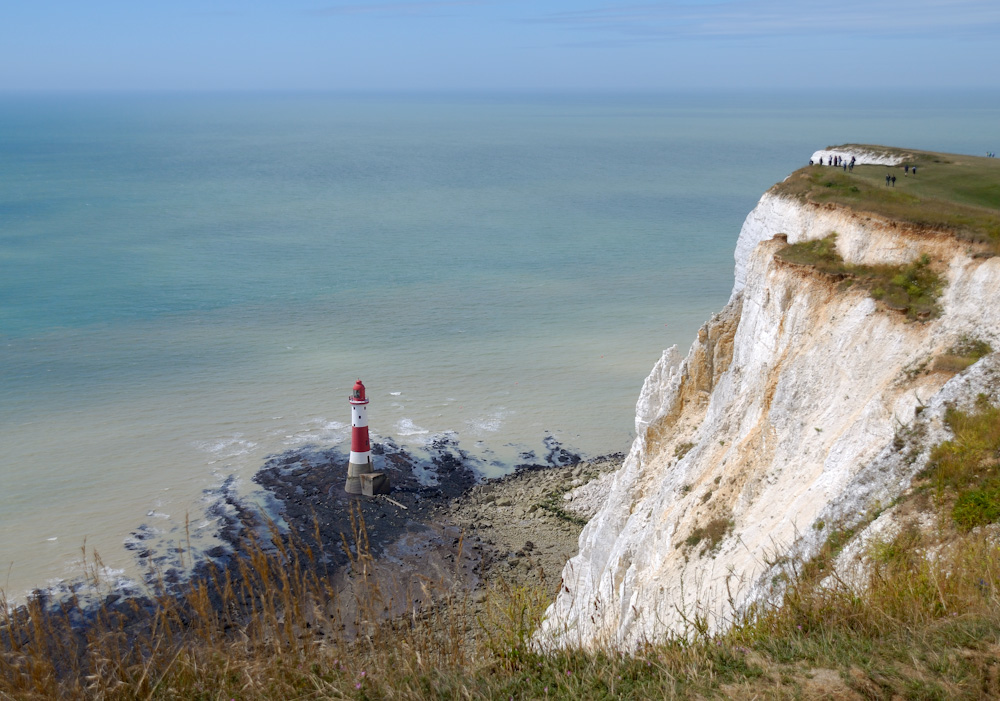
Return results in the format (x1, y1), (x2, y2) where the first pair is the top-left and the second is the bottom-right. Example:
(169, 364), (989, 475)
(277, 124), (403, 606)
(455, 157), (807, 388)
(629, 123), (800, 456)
(777, 235), (944, 319)
(926, 396), (1000, 530)
(952, 479), (1000, 531)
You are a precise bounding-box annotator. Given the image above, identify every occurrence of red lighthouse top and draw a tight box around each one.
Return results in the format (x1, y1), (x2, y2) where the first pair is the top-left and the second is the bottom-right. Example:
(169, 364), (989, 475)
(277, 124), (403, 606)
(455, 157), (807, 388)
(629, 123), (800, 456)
(349, 379), (369, 404)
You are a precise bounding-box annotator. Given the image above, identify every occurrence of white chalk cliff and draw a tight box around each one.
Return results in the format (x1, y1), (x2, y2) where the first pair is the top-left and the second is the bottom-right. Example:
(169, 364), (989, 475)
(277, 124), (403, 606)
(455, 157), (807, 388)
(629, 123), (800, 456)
(539, 150), (1000, 650)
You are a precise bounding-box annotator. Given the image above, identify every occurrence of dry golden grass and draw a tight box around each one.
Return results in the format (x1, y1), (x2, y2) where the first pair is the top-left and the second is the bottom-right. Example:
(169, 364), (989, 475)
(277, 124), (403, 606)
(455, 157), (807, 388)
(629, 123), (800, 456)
(933, 336), (994, 375)
(4, 402), (1000, 699)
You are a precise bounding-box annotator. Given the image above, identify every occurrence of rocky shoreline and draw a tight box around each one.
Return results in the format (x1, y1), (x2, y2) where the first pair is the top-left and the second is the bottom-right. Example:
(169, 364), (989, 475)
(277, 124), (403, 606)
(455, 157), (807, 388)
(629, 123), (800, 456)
(444, 455), (623, 601)
(10, 436), (623, 660)
(180, 437), (623, 649)
(248, 437), (624, 622)
(242, 438), (624, 641)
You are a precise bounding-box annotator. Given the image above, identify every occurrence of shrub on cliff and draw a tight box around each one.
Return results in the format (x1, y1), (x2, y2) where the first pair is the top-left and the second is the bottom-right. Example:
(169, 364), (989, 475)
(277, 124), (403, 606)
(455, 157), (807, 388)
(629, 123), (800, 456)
(926, 395), (1000, 531)
(776, 235), (944, 319)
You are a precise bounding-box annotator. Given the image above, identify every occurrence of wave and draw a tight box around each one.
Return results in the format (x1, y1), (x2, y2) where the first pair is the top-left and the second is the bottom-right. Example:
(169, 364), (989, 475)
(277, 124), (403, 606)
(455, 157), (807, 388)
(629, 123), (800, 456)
(465, 410), (508, 435)
(395, 418), (430, 436)
(193, 434), (258, 459)
(279, 419), (349, 446)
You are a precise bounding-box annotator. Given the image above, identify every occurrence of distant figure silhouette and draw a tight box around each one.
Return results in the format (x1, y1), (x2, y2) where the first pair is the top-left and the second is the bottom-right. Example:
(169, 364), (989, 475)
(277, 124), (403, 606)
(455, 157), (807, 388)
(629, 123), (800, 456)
(905, 165), (909, 174)
(912, 166), (917, 175)
(891, 175), (896, 187)
(886, 174), (891, 186)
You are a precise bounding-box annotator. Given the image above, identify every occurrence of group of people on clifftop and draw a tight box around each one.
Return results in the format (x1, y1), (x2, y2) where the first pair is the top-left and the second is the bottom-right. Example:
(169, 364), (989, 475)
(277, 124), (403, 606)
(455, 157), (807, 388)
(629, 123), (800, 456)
(808, 153), (927, 186)
(810, 154), (856, 171)
(885, 164), (920, 186)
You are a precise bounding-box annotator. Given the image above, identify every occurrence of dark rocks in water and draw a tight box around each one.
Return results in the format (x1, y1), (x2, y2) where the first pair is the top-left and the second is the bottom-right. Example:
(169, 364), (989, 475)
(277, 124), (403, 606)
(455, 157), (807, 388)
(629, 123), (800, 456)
(204, 545), (227, 559)
(543, 434), (583, 466)
(250, 438), (480, 569)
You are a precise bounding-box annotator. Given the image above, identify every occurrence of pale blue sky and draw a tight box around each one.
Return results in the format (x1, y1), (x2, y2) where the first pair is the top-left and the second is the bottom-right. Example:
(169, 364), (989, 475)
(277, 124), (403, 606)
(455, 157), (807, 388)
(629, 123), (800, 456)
(2, 0), (998, 91)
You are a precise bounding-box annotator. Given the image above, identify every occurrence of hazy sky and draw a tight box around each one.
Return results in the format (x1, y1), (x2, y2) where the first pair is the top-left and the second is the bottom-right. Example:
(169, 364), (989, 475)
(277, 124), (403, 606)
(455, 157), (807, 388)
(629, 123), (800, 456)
(3, 0), (998, 91)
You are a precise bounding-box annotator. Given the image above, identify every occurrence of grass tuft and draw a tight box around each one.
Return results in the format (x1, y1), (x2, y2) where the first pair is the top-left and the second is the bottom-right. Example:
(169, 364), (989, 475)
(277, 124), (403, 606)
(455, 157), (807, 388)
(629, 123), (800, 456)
(685, 516), (734, 556)
(934, 335), (994, 374)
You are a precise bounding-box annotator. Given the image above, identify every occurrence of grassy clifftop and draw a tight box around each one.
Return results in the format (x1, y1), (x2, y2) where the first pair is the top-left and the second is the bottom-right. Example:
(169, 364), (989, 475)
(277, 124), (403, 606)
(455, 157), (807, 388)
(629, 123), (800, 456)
(774, 145), (1000, 250)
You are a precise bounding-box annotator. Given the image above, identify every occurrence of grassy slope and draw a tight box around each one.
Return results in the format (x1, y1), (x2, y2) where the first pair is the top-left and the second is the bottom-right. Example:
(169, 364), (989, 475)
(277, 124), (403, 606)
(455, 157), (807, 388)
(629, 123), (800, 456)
(774, 145), (1000, 248)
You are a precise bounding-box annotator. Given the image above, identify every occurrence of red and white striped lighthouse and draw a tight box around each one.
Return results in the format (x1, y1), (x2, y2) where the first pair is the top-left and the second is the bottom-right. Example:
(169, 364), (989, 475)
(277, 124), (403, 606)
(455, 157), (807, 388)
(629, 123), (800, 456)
(345, 379), (372, 494)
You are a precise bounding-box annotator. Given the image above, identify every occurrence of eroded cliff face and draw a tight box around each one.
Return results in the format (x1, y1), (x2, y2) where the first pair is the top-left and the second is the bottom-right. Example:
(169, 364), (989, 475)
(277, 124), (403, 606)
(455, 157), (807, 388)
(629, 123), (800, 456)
(539, 175), (1000, 650)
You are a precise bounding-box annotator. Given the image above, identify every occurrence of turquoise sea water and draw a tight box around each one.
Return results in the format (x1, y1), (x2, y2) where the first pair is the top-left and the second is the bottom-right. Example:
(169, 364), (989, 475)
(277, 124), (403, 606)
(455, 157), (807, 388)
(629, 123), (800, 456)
(1, 91), (997, 599)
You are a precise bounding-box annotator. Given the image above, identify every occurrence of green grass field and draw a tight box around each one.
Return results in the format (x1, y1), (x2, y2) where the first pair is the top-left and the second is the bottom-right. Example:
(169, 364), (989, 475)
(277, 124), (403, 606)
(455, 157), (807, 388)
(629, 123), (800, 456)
(774, 145), (1000, 250)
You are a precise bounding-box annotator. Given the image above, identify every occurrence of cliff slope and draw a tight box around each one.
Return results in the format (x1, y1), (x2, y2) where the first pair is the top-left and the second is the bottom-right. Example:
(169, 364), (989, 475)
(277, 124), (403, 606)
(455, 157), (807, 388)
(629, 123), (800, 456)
(539, 147), (1000, 649)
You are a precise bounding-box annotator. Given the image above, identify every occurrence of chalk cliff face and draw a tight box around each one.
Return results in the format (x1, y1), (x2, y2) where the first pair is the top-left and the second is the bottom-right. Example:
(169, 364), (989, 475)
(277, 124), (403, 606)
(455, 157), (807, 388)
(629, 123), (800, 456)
(539, 159), (1000, 650)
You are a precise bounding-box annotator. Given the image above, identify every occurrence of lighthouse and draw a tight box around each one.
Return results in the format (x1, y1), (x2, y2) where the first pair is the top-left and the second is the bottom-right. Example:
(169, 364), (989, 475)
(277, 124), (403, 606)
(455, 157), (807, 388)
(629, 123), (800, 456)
(345, 379), (372, 494)
(344, 379), (389, 496)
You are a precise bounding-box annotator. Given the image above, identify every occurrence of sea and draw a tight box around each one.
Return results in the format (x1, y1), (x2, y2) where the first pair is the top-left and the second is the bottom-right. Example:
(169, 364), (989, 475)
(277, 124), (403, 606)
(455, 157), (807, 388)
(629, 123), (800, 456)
(1, 90), (997, 601)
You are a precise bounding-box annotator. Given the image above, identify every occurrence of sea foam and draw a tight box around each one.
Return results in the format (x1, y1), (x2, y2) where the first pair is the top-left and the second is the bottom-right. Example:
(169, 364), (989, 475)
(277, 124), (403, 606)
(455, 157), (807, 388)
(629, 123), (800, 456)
(396, 418), (430, 436)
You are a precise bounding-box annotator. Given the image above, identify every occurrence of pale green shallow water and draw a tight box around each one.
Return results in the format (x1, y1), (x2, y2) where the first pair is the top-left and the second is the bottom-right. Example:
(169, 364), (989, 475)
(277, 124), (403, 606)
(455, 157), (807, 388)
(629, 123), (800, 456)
(1, 91), (997, 599)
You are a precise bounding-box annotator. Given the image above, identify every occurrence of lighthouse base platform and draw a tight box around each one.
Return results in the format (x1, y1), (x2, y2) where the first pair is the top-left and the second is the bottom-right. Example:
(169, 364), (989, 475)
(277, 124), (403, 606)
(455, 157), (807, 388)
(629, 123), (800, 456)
(345, 459), (390, 496)
(360, 472), (390, 496)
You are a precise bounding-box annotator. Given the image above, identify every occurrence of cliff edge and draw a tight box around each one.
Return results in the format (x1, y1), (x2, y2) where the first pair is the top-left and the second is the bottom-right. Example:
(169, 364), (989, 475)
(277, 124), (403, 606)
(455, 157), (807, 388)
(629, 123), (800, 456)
(539, 146), (1000, 650)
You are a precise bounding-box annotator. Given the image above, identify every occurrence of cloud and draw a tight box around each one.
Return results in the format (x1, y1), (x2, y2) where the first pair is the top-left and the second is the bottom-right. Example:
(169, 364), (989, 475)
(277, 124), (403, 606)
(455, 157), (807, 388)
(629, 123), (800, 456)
(306, 1), (486, 17)
(525, 0), (1000, 40)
